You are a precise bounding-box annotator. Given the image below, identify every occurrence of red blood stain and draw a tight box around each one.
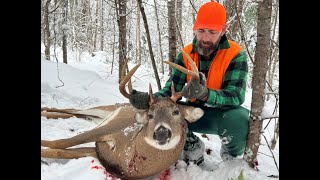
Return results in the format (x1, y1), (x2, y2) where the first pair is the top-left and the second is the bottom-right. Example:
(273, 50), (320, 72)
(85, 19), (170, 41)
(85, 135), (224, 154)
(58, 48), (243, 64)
(128, 149), (148, 174)
(90, 162), (118, 180)
(91, 165), (104, 170)
(104, 170), (118, 180)
(157, 169), (171, 180)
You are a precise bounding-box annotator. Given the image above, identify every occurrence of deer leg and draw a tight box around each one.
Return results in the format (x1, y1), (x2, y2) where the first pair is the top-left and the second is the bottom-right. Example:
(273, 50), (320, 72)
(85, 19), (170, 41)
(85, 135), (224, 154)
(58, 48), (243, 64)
(41, 147), (97, 159)
(41, 104), (130, 120)
(41, 111), (84, 119)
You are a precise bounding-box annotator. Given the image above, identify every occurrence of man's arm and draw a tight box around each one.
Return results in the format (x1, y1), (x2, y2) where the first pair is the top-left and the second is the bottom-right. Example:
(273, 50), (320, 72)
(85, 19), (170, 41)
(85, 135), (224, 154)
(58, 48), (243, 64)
(205, 50), (248, 107)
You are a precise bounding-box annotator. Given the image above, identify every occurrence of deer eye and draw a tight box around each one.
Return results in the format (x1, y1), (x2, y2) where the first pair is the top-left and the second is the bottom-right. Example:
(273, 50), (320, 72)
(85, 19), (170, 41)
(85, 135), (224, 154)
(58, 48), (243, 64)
(172, 110), (179, 116)
(148, 114), (153, 119)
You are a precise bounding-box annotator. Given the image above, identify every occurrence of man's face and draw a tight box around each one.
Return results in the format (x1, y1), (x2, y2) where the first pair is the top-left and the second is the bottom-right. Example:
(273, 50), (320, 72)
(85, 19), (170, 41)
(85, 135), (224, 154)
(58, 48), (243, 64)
(195, 28), (225, 57)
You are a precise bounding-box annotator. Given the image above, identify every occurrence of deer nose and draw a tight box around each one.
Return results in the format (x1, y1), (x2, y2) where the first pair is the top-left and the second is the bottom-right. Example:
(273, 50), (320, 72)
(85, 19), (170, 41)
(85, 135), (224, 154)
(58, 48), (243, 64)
(153, 125), (172, 145)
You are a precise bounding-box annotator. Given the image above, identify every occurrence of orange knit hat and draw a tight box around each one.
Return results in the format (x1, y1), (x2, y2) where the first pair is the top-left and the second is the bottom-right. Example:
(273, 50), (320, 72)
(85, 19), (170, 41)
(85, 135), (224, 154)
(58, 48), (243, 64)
(193, 1), (226, 31)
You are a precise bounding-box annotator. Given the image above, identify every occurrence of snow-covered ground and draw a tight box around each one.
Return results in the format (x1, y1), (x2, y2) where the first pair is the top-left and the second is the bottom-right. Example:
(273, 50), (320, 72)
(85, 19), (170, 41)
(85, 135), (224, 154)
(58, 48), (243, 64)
(41, 50), (279, 180)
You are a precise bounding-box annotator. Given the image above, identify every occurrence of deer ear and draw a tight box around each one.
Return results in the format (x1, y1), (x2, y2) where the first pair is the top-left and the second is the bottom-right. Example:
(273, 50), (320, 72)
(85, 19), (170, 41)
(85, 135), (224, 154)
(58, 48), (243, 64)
(178, 105), (204, 123)
(135, 110), (148, 124)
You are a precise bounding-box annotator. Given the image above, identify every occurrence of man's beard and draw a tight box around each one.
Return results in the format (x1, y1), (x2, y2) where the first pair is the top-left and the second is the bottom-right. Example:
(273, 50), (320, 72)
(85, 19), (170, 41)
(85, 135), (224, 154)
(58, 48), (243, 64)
(197, 37), (221, 57)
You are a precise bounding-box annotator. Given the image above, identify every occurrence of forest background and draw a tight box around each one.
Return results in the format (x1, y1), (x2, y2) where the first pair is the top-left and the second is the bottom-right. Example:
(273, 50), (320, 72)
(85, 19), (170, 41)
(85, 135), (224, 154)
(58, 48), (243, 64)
(41, 0), (279, 178)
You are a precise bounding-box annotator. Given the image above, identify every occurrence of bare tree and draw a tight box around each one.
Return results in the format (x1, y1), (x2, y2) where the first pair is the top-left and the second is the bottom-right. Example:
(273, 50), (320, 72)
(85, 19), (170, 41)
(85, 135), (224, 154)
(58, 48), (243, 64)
(153, 0), (164, 74)
(99, 0), (104, 51)
(168, 0), (177, 75)
(267, 0), (279, 96)
(244, 0), (272, 169)
(270, 117), (279, 150)
(111, 10), (116, 74)
(93, 0), (99, 52)
(62, 0), (68, 64)
(175, 0), (183, 48)
(225, 0), (244, 41)
(115, 0), (127, 83)
(44, 0), (52, 60)
(137, 0), (162, 90)
(135, 5), (141, 64)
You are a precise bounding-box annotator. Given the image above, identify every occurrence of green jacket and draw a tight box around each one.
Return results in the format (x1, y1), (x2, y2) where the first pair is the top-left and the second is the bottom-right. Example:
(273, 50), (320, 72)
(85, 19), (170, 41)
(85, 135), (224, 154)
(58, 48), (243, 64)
(154, 35), (248, 108)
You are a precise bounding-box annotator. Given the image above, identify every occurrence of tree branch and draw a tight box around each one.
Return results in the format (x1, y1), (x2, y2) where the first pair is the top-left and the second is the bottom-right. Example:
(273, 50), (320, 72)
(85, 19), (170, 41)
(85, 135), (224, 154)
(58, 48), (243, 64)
(175, 16), (184, 49)
(234, 0), (254, 65)
(261, 115), (279, 121)
(188, 0), (198, 13)
(262, 134), (279, 172)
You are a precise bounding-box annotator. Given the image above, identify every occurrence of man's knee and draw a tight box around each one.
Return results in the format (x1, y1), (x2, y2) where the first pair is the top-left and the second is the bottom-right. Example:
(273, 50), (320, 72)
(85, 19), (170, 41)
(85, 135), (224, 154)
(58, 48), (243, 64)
(220, 106), (249, 134)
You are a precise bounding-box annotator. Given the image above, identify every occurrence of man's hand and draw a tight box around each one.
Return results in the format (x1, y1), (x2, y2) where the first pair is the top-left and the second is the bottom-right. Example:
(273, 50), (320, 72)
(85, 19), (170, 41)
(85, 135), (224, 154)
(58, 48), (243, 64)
(129, 90), (149, 110)
(181, 72), (208, 101)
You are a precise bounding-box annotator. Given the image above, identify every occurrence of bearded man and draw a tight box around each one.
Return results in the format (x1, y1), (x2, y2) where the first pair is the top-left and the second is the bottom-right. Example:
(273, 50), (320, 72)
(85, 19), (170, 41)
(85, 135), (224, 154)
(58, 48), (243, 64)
(129, 1), (250, 165)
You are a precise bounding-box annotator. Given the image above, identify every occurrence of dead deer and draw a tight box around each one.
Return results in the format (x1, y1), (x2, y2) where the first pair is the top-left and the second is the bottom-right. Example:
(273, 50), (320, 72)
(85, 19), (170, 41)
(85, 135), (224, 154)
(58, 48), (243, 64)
(41, 56), (203, 180)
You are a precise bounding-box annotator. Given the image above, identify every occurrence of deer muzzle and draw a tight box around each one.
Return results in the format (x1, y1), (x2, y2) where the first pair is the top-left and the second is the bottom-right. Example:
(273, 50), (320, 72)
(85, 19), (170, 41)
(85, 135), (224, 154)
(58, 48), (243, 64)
(153, 125), (172, 145)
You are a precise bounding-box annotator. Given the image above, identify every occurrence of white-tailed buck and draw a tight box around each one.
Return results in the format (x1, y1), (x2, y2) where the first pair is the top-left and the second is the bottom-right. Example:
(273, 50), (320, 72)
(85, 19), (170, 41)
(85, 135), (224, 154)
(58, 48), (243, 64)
(41, 57), (203, 180)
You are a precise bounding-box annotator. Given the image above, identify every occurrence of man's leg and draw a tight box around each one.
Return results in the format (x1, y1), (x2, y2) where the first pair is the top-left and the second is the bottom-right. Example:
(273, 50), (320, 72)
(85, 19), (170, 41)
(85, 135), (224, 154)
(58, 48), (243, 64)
(188, 106), (250, 159)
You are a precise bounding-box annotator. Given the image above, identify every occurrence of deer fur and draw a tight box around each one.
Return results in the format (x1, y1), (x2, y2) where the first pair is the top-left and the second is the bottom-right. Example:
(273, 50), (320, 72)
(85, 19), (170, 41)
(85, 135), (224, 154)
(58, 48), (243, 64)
(41, 63), (204, 179)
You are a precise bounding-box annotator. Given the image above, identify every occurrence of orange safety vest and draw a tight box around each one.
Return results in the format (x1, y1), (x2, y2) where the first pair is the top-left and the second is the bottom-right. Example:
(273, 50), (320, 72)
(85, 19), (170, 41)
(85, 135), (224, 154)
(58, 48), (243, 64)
(182, 40), (242, 102)
(183, 40), (242, 90)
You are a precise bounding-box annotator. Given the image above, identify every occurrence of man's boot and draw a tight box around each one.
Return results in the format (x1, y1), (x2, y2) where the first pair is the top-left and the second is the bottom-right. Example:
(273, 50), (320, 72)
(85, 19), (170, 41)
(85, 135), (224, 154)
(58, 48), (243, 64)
(182, 130), (205, 166)
(220, 144), (244, 161)
(220, 144), (235, 161)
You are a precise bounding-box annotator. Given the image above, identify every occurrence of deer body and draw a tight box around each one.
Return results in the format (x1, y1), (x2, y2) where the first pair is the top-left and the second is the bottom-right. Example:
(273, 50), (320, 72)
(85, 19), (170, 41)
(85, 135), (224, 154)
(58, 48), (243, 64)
(41, 62), (204, 179)
(41, 98), (202, 179)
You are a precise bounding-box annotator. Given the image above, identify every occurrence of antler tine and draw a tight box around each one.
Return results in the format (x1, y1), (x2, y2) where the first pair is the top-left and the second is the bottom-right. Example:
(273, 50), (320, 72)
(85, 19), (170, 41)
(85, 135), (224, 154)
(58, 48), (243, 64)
(164, 50), (199, 80)
(119, 64), (141, 99)
(170, 81), (182, 102)
(128, 78), (133, 93)
(126, 64), (133, 93)
(181, 50), (199, 78)
(149, 83), (154, 104)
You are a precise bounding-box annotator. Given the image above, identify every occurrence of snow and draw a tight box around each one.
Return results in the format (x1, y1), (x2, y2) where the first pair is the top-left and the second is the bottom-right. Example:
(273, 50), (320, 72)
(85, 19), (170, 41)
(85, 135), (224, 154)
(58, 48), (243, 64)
(41, 50), (279, 180)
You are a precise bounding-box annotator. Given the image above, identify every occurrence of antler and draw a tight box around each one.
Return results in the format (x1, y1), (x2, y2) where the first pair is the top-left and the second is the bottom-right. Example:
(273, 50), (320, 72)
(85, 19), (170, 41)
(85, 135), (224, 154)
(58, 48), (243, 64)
(164, 50), (200, 102)
(120, 51), (199, 103)
(170, 81), (182, 102)
(149, 83), (154, 105)
(119, 64), (141, 99)
(164, 50), (199, 80)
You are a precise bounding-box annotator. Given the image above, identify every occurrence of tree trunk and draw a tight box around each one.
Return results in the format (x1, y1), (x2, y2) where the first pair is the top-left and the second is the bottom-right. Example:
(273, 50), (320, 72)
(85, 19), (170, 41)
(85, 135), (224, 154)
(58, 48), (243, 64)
(44, 0), (52, 60)
(168, 0), (176, 75)
(244, 0), (272, 169)
(137, 0), (162, 90)
(135, 6), (141, 64)
(175, 0), (183, 48)
(176, 0), (182, 33)
(267, 0), (279, 99)
(187, 0), (196, 39)
(100, 0), (104, 51)
(153, 0), (164, 74)
(93, 0), (99, 52)
(111, 11), (116, 74)
(225, 0), (244, 41)
(115, 0), (127, 83)
(267, 36), (278, 101)
(271, 117), (279, 150)
(62, 0), (68, 64)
